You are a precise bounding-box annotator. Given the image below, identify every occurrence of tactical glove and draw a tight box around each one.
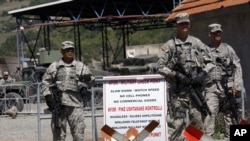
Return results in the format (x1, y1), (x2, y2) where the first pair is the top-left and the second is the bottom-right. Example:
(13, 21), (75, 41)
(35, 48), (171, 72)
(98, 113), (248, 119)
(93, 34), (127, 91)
(175, 71), (191, 86)
(82, 74), (92, 83)
(192, 70), (207, 87)
(45, 95), (53, 111)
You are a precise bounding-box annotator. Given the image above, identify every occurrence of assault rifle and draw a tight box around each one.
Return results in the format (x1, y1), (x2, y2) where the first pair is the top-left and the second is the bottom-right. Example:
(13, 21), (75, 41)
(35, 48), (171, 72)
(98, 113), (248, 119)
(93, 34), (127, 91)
(49, 75), (62, 128)
(173, 63), (212, 116)
(166, 85), (174, 119)
(217, 57), (239, 124)
(221, 77), (239, 125)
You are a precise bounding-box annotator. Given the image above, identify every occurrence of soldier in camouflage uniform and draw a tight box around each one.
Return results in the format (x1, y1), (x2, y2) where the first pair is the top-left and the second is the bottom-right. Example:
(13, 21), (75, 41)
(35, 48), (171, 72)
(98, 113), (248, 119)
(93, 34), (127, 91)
(204, 23), (243, 140)
(41, 41), (95, 141)
(0, 71), (15, 84)
(157, 13), (214, 141)
(0, 71), (17, 119)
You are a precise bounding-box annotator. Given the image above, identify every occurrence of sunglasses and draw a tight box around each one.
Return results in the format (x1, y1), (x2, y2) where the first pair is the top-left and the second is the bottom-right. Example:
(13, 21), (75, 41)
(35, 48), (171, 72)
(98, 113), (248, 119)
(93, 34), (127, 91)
(211, 31), (222, 35)
(177, 22), (190, 26)
(63, 48), (74, 52)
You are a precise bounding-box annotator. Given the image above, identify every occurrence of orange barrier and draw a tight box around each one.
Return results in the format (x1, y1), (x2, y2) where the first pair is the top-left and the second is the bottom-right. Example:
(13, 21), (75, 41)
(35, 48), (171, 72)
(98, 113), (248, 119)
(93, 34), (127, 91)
(239, 119), (249, 125)
(183, 119), (249, 141)
(182, 124), (215, 141)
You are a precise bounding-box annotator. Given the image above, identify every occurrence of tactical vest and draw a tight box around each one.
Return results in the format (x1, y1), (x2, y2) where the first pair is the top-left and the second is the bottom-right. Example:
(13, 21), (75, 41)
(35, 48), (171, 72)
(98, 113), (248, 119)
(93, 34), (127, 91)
(168, 37), (203, 78)
(208, 43), (234, 83)
(54, 61), (84, 92)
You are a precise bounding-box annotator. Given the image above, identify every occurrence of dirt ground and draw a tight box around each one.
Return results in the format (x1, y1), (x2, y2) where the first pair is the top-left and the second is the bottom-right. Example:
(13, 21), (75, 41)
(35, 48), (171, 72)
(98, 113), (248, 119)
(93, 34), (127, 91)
(1, 102), (248, 141)
(0, 103), (104, 141)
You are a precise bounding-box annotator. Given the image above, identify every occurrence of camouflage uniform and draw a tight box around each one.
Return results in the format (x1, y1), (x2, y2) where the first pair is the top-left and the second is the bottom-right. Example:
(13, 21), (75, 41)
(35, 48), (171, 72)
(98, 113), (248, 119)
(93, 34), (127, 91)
(0, 71), (17, 118)
(157, 13), (214, 141)
(41, 41), (95, 141)
(204, 23), (243, 140)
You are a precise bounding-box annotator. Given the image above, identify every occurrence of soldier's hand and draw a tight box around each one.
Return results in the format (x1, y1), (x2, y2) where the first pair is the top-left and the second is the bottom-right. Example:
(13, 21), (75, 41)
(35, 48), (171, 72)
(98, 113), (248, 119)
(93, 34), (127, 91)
(45, 95), (53, 111)
(193, 70), (207, 87)
(231, 89), (239, 97)
(175, 71), (191, 85)
(82, 74), (92, 83)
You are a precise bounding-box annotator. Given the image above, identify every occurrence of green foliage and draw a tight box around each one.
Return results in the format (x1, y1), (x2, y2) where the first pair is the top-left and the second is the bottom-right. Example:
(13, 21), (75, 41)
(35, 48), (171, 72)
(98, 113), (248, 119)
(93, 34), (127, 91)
(212, 112), (225, 140)
(0, 0), (5, 4)
(29, 0), (56, 6)
(129, 28), (176, 45)
(0, 25), (176, 63)
(0, 35), (17, 56)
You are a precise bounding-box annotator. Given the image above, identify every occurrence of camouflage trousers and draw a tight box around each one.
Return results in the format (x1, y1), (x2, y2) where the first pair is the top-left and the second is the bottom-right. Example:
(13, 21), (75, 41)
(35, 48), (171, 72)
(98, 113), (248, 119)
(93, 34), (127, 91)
(168, 92), (204, 141)
(204, 83), (232, 140)
(51, 106), (86, 141)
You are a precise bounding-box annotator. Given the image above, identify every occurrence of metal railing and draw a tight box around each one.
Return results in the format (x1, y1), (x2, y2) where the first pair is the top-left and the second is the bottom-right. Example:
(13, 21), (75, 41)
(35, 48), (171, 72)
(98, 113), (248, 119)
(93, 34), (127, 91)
(36, 80), (104, 141)
(0, 81), (39, 114)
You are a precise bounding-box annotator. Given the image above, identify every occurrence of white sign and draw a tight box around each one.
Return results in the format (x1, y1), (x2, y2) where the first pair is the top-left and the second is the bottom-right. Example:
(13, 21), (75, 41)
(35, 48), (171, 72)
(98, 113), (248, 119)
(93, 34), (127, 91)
(103, 74), (168, 141)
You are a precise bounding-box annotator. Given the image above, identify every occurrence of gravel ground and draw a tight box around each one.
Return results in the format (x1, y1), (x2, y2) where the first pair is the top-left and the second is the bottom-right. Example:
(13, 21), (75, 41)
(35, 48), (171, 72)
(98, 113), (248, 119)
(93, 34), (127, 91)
(0, 103), (104, 141)
(0, 102), (230, 141)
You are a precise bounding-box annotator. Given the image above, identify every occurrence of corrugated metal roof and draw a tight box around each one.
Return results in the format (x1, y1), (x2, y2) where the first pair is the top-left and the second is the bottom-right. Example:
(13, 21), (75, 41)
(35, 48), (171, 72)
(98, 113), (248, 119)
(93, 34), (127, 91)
(8, 0), (175, 20)
(165, 0), (250, 22)
(8, 0), (73, 14)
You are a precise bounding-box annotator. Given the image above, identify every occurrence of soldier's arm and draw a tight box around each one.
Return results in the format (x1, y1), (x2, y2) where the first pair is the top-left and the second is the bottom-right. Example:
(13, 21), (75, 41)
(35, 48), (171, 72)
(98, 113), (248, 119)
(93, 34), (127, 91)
(157, 42), (176, 78)
(228, 46), (243, 92)
(81, 64), (95, 86)
(41, 63), (56, 97)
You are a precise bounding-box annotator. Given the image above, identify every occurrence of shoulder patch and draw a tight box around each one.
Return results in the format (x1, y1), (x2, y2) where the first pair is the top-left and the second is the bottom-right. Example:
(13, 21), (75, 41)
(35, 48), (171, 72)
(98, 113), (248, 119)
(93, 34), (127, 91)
(45, 68), (52, 75)
(160, 44), (169, 52)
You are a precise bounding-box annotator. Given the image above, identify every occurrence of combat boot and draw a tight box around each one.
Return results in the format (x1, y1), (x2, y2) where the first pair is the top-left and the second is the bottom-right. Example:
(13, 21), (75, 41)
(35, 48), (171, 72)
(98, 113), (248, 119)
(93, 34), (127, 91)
(4, 106), (17, 119)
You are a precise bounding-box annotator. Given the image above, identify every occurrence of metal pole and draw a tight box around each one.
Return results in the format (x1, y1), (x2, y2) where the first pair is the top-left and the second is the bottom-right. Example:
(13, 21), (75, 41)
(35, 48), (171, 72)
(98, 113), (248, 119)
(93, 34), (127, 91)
(37, 83), (42, 141)
(122, 25), (126, 59)
(16, 24), (21, 68)
(241, 85), (246, 119)
(20, 27), (24, 68)
(101, 24), (106, 70)
(91, 87), (98, 141)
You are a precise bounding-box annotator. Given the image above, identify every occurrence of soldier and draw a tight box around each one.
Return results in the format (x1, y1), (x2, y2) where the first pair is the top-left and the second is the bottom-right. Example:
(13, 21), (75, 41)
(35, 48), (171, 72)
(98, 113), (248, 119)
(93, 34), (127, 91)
(0, 71), (14, 84)
(0, 71), (17, 119)
(41, 41), (95, 141)
(204, 23), (243, 140)
(157, 13), (214, 140)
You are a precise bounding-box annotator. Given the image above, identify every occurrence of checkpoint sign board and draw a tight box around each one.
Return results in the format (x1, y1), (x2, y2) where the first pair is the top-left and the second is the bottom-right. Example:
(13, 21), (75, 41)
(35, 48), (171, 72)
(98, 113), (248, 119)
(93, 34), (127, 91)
(103, 74), (168, 141)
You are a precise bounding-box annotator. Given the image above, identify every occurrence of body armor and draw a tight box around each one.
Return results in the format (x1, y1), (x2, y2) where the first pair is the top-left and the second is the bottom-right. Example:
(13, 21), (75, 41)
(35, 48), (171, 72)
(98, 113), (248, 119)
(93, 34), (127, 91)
(206, 43), (235, 85)
(174, 43), (201, 78)
(56, 66), (79, 92)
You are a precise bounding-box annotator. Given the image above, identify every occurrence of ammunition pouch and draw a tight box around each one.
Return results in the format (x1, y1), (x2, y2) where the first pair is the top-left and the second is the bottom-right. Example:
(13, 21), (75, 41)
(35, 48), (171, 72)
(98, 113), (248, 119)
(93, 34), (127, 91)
(173, 85), (189, 96)
(174, 107), (187, 118)
(216, 57), (234, 76)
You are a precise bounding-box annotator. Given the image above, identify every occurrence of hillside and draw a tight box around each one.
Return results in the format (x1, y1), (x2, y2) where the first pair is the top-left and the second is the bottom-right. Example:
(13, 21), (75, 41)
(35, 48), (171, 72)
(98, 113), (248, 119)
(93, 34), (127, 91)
(0, 0), (30, 44)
